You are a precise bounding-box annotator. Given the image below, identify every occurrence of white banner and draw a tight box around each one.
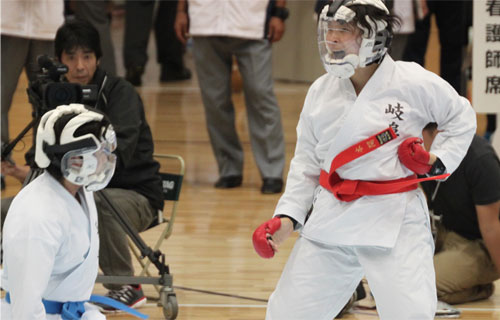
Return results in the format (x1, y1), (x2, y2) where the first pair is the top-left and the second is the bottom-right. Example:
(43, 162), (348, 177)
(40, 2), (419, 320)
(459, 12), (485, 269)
(473, 0), (500, 113)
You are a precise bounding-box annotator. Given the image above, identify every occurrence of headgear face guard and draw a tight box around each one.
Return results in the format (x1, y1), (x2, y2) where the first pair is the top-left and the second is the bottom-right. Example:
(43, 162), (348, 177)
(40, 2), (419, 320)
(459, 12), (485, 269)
(35, 103), (117, 191)
(318, 0), (391, 79)
(60, 125), (117, 191)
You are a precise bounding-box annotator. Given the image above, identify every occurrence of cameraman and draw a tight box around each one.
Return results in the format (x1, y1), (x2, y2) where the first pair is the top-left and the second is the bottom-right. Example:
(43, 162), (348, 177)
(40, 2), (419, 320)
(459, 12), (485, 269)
(1, 20), (164, 310)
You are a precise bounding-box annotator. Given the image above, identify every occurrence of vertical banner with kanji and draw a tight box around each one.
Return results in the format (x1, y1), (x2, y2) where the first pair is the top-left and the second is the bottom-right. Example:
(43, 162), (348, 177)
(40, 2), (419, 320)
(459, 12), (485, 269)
(473, 0), (500, 113)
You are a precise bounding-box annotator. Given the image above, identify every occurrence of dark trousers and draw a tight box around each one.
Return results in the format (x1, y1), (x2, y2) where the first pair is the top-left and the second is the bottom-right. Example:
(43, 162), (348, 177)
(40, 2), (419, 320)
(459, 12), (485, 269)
(402, 0), (468, 95)
(123, 0), (184, 71)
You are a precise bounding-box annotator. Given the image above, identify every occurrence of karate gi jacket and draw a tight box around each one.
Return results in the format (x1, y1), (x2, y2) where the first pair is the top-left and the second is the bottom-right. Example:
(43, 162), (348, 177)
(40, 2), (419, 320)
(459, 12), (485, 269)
(274, 56), (476, 248)
(1, 173), (103, 319)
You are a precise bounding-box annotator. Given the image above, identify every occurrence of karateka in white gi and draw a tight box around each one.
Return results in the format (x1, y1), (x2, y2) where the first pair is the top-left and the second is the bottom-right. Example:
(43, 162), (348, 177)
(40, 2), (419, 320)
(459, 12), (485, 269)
(1, 104), (117, 320)
(252, 0), (477, 319)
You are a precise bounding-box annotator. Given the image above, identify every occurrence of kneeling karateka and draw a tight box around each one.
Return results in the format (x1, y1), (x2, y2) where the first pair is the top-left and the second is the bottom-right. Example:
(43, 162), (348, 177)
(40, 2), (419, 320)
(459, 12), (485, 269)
(1, 104), (116, 319)
(252, 0), (476, 319)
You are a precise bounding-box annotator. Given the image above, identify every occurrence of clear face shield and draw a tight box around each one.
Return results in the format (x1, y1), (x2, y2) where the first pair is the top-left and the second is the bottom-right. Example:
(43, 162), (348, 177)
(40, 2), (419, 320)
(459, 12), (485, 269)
(318, 17), (362, 79)
(317, 1), (391, 79)
(61, 126), (117, 191)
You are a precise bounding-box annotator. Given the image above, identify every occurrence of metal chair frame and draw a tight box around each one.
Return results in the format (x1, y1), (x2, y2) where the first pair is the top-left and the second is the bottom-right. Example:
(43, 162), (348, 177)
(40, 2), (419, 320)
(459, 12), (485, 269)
(96, 153), (185, 319)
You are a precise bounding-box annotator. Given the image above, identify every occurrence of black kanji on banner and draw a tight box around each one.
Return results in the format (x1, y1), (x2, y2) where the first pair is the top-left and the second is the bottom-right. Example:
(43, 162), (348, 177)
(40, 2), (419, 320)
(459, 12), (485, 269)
(487, 0), (500, 16)
(486, 24), (500, 41)
(486, 76), (500, 93)
(486, 50), (500, 68)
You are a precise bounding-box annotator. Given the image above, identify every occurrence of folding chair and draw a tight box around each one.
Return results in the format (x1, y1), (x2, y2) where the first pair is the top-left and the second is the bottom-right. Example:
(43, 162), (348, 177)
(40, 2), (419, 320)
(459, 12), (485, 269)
(129, 154), (185, 286)
(96, 153), (185, 319)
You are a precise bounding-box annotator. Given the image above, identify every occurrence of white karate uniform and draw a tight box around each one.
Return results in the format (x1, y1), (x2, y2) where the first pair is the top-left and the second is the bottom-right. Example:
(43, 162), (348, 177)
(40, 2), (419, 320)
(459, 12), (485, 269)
(1, 172), (105, 320)
(267, 56), (476, 319)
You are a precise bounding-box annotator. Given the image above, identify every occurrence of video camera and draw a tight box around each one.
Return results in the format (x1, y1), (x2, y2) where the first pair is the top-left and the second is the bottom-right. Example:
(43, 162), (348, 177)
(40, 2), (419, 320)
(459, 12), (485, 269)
(28, 54), (98, 115)
(1, 55), (99, 162)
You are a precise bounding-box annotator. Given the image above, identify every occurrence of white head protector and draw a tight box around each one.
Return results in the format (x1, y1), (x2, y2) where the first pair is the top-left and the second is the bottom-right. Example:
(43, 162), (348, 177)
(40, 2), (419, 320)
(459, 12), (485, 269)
(35, 103), (117, 191)
(318, 0), (392, 78)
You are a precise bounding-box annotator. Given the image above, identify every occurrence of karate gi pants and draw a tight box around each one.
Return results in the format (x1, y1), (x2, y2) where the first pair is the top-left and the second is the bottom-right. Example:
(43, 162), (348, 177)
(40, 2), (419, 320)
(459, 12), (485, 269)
(266, 201), (437, 320)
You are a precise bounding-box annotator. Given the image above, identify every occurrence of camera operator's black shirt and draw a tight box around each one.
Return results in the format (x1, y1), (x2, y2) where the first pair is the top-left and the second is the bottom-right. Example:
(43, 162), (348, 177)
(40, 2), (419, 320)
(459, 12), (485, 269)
(421, 135), (500, 240)
(90, 67), (164, 211)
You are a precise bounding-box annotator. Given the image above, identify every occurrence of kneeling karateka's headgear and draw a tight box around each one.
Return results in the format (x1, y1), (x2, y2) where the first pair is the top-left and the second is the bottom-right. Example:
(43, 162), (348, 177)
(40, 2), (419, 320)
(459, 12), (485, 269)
(318, 0), (392, 79)
(35, 103), (117, 191)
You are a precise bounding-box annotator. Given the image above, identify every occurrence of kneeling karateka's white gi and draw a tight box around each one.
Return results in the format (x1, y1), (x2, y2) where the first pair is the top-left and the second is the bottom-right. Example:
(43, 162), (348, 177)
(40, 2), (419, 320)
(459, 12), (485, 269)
(266, 56), (476, 320)
(1, 172), (105, 320)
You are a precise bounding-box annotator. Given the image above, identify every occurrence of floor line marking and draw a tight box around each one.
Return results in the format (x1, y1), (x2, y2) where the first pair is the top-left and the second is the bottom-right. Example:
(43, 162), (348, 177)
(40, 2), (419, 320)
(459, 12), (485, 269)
(144, 303), (500, 312)
(144, 303), (266, 308)
(458, 307), (500, 312)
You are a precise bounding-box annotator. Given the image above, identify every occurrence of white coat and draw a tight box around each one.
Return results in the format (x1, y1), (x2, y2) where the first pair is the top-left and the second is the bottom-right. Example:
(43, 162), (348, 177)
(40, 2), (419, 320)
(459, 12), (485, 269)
(1, 173), (104, 320)
(1, 0), (64, 40)
(274, 55), (476, 248)
(187, 0), (269, 39)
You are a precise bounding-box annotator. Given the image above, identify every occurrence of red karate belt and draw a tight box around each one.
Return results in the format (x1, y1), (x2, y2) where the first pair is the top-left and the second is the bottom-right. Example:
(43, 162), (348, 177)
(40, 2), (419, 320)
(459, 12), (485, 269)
(319, 127), (449, 202)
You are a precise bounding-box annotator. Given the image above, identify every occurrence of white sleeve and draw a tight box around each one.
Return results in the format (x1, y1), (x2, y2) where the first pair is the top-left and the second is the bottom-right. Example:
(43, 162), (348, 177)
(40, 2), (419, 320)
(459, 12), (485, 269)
(424, 74), (477, 175)
(4, 212), (64, 320)
(273, 86), (322, 228)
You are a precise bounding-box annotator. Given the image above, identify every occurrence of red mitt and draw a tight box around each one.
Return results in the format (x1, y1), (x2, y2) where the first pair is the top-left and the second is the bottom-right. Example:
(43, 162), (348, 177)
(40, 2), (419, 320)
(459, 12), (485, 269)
(252, 217), (281, 259)
(398, 137), (432, 175)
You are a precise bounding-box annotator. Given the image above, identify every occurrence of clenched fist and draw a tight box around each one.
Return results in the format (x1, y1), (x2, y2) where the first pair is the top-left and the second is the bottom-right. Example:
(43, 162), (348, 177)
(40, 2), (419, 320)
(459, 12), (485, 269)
(252, 217), (294, 258)
(398, 137), (432, 175)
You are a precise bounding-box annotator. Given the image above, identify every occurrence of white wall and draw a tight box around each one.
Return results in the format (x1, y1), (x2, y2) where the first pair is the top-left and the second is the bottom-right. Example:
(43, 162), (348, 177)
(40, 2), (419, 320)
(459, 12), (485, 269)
(272, 1), (324, 82)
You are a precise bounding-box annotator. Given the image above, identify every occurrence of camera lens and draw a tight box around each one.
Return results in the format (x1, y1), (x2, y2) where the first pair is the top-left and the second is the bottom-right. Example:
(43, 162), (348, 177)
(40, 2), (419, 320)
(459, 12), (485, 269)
(54, 86), (73, 102)
(45, 83), (81, 110)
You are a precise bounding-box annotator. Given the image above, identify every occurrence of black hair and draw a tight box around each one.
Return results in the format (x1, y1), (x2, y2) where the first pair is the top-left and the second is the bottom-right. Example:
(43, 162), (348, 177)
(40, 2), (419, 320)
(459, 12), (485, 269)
(54, 19), (102, 61)
(348, 4), (401, 38)
(45, 108), (107, 181)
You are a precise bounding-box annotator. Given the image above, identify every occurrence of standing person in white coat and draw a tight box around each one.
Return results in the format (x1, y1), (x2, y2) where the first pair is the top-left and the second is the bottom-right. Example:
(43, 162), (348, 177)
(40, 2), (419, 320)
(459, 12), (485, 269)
(252, 1), (477, 319)
(174, 0), (287, 194)
(1, 0), (64, 179)
(1, 104), (117, 320)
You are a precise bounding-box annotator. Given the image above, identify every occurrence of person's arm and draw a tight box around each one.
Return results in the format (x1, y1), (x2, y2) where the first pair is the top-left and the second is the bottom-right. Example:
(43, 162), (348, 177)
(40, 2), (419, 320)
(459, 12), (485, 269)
(477, 200), (500, 273)
(1, 161), (30, 183)
(423, 74), (477, 176)
(267, 0), (287, 42)
(175, 0), (189, 44)
(253, 82), (322, 258)
(272, 83), (322, 229)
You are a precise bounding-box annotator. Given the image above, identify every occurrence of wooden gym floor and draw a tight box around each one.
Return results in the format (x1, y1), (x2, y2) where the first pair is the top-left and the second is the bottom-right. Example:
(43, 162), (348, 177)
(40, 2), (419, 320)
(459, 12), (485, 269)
(1, 11), (499, 320)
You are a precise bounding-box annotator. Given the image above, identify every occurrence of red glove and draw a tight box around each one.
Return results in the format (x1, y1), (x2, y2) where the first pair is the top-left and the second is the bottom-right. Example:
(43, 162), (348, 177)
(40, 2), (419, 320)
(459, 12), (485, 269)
(398, 137), (432, 175)
(252, 217), (281, 258)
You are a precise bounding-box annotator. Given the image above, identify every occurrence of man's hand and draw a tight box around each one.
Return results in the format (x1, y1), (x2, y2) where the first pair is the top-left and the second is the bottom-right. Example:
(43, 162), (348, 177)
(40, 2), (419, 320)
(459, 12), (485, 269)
(398, 137), (434, 175)
(1, 162), (30, 183)
(267, 17), (285, 43)
(252, 216), (294, 258)
(174, 11), (189, 44)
